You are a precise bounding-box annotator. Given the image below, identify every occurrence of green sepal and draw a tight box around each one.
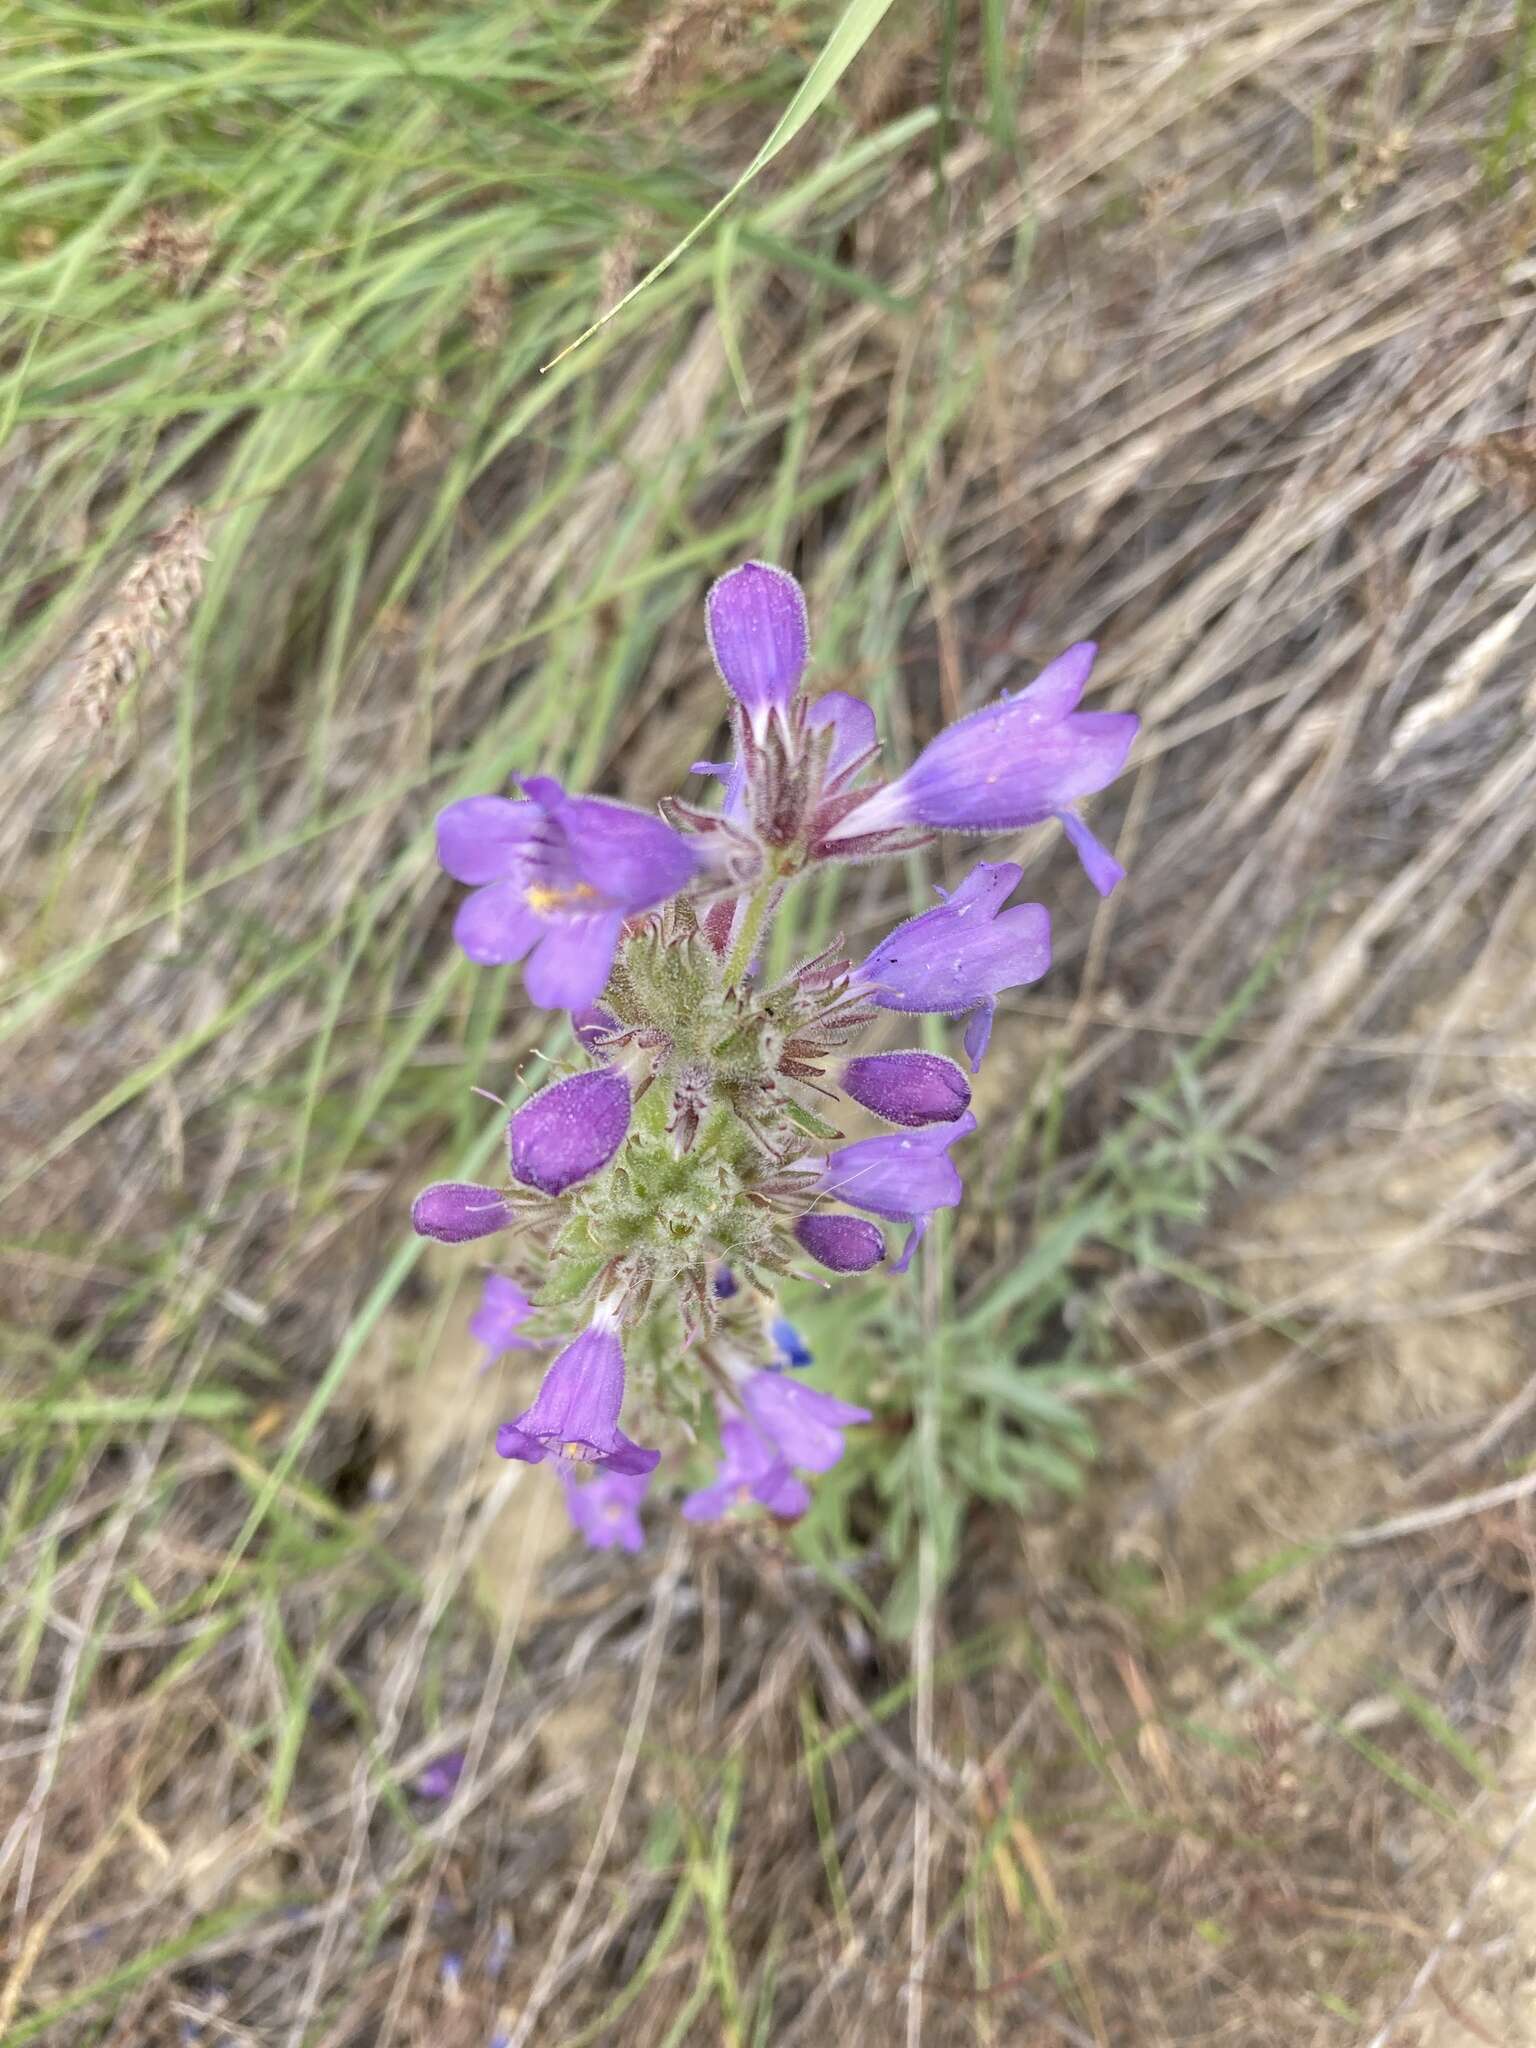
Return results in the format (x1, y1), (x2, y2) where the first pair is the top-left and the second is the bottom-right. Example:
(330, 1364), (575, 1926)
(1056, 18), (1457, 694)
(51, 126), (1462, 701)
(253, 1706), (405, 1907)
(781, 1098), (843, 1144)
(536, 1253), (607, 1308)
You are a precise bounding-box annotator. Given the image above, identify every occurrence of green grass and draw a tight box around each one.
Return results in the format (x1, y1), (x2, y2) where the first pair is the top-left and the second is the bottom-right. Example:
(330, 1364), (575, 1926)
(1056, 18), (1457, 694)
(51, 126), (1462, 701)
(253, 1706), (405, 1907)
(1, 0), (1515, 2039)
(0, 3), (1065, 2031)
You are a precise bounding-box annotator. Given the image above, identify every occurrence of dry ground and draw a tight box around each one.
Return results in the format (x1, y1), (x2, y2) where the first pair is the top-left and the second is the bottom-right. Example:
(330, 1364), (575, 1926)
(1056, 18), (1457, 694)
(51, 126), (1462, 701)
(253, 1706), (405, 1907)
(3, 1), (1536, 2042)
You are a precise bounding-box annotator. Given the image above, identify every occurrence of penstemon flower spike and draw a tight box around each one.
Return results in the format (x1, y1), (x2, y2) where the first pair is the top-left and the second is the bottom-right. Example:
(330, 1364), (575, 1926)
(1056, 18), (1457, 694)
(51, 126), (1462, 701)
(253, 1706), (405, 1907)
(414, 562), (1138, 1550)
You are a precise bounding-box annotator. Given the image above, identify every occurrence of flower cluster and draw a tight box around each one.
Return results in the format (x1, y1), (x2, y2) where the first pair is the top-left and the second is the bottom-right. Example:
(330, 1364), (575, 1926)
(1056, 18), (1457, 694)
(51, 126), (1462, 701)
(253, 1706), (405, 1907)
(412, 562), (1137, 1552)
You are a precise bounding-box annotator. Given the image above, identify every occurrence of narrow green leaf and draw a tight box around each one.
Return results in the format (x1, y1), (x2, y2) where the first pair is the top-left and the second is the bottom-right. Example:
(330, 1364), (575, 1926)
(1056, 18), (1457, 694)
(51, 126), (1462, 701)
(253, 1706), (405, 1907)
(544, 0), (901, 367)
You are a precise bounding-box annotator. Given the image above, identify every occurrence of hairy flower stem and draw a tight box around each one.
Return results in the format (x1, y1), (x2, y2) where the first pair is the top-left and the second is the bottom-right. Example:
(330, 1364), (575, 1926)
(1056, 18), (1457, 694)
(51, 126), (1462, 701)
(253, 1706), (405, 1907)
(722, 879), (781, 989)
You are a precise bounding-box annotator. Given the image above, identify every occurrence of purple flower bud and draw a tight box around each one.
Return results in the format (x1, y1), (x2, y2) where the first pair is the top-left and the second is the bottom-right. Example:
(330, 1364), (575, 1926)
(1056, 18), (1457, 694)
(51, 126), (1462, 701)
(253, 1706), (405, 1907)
(496, 1313), (659, 1474)
(817, 1112), (977, 1273)
(792, 1211), (887, 1274)
(839, 1050), (971, 1128)
(508, 1067), (630, 1196)
(741, 1370), (870, 1472)
(853, 861), (1051, 1073)
(413, 1749), (466, 1800)
(563, 1466), (650, 1553)
(468, 1273), (537, 1356)
(411, 1181), (515, 1244)
(706, 562), (810, 729)
(437, 777), (697, 1011)
(682, 1415), (810, 1523)
(820, 642), (1136, 891)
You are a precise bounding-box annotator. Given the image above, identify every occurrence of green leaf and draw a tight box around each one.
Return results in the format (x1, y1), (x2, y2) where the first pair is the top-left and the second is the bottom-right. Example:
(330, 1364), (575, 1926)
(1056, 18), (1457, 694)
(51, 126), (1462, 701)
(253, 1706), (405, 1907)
(956, 1195), (1120, 1336)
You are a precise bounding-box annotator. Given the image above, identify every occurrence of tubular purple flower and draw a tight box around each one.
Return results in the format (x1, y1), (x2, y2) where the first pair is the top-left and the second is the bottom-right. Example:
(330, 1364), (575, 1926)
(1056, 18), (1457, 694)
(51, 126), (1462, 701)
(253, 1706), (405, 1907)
(807, 690), (879, 789)
(469, 1273), (538, 1356)
(682, 1415), (811, 1523)
(741, 1370), (871, 1473)
(792, 1211), (887, 1274)
(495, 1310), (659, 1474)
(437, 776), (698, 1011)
(852, 861), (1051, 1074)
(819, 642), (1136, 892)
(839, 1050), (971, 1128)
(509, 1067), (630, 1196)
(411, 1181), (515, 1244)
(705, 561), (809, 729)
(563, 1467), (651, 1553)
(816, 1112), (977, 1273)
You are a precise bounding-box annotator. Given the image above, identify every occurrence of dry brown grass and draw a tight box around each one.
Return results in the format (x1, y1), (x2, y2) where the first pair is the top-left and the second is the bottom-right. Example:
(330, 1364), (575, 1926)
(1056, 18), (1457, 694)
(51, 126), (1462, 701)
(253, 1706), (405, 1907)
(4, 0), (1536, 2042)
(64, 509), (210, 735)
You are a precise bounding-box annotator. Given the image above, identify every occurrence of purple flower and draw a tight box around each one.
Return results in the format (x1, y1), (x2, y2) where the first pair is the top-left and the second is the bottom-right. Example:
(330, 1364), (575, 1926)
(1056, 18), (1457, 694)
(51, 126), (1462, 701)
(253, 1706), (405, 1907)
(705, 562), (809, 730)
(852, 861), (1050, 1072)
(496, 1312), (659, 1475)
(741, 1370), (870, 1472)
(807, 691), (879, 789)
(816, 1112), (977, 1273)
(820, 642), (1136, 891)
(509, 1067), (630, 1196)
(690, 754), (747, 820)
(714, 1264), (738, 1298)
(772, 1316), (813, 1369)
(562, 1467), (650, 1553)
(411, 1181), (515, 1244)
(414, 1750), (466, 1800)
(572, 1003), (618, 1050)
(792, 1211), (886, 1274)
(839, 1050), (971, 1128)
(469, 1273), (538, 1355)
(682, 1415), (811, 1522)
(437, 776), (697, 1011)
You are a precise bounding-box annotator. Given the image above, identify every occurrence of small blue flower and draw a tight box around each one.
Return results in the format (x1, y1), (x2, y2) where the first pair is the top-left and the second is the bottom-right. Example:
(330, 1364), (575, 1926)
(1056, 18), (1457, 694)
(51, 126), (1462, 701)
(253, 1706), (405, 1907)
(771, 1316), (813, 1369)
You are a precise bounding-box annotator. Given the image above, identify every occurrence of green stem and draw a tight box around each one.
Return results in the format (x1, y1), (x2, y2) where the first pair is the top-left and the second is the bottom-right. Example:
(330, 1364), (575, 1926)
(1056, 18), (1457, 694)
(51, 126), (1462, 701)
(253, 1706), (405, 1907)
(721, 880), (779, 989)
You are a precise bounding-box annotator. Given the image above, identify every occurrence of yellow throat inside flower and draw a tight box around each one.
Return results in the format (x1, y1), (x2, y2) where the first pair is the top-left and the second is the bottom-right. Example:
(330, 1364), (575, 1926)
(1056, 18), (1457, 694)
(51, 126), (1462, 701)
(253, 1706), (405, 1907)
(525, 881), (601, 914)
